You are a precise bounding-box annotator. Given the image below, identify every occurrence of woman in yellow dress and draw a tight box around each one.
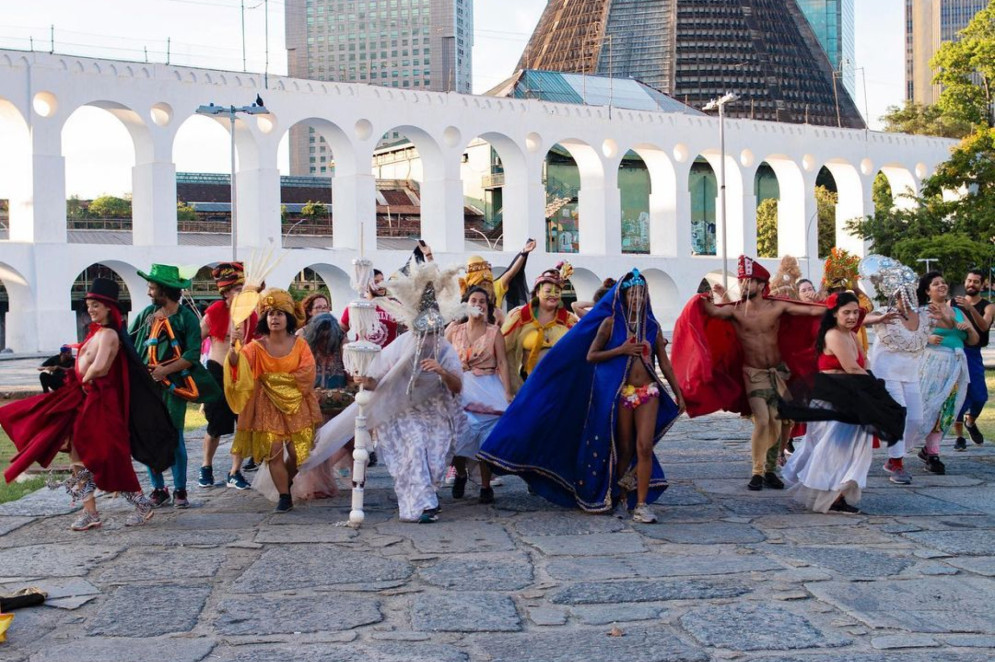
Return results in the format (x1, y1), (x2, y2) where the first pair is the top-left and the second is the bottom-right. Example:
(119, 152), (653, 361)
(226, 288), (322, 512)
(502, 263), (578, 392)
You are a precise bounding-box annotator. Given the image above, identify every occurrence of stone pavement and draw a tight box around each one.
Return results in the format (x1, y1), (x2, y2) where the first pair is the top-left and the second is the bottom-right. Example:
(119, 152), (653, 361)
(3, 414), (995, 661)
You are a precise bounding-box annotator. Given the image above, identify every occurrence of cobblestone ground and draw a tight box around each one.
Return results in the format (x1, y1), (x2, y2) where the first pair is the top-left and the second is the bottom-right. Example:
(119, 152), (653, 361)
(3, 413), (995, 661)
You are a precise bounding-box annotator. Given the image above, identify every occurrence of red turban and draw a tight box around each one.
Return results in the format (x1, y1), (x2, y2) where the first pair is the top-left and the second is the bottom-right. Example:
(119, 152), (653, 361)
(737, 255), (770, 282)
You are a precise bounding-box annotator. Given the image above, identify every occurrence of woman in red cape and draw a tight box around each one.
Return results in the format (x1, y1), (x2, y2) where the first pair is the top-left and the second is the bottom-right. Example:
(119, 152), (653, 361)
(0, 278), (175, 530)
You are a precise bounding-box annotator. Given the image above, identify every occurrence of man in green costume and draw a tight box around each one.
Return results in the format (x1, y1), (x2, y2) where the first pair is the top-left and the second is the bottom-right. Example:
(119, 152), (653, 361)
(130, 264), (220, 508)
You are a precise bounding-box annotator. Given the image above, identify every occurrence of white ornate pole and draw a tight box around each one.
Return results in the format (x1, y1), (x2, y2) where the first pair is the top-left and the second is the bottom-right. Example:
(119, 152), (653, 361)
(342, 258), (381, 528)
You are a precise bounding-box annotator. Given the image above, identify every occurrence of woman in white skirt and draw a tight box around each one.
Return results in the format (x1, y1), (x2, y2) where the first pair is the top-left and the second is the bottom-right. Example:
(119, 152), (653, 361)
(780, 292), (906, 513)
(915, 271), (977, 475)
(445, 286), (513, 503)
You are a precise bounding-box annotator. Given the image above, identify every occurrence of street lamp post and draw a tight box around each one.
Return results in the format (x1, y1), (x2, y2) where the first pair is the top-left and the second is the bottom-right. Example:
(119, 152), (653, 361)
(195, 98), (269, 260)
(703, 92), (739, 290)
(917, 257), (939, 273)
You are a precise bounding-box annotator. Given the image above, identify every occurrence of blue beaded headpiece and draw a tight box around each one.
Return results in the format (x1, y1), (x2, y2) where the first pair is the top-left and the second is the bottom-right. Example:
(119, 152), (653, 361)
(620, 269), (647, 290)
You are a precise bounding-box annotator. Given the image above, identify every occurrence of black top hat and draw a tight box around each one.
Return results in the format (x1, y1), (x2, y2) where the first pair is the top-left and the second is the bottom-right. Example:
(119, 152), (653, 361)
(84, 277), (123, 310)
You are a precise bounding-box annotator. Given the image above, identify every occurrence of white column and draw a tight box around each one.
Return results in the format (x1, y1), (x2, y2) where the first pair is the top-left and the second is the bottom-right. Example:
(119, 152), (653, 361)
(332, 170), (377, 255)
(650, 161), (693, 257)
(779, 170), (820, 260)
(418, 159), (465, 253)
(235, 141), (282, 250)
(9, 124), (66, 244)
(835, 173), (874, 257)
(576, 176), (619, 255)
(730, 192), (757, 258)
(499, 156), (546, 256)
(132, 134), (178, 246)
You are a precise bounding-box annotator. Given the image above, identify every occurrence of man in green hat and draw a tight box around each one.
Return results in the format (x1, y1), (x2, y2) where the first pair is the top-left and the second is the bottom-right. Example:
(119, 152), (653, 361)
(130, 264), (221, 509)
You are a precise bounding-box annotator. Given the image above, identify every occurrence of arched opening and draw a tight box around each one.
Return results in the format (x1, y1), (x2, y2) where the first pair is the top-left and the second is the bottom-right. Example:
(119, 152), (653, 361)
(373, 127), (429, 245)
(289, 263), (352, 320)
(544, 143), (581, 254)
(815, 166), (838, 259)
(70, 263), (135, 342)
(173, 113), (241, 241)
(873, 170), (894, 214)
(62, 104), (139, 243)
(563, 266), (602, 310)
(278, 119), (349, 247)
(643, 268), (682, 328)
(754, 162), (780, 258)
(0, 98), (30, 242)
(0, 262), (33, 352)
(878, 165), (918, 211)
(619, 151), (651, 255)
(688, 157), (717, 256)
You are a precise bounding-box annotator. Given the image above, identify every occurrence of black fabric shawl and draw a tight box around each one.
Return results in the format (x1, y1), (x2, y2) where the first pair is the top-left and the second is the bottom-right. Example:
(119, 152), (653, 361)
(502, 252), (531, 311)
(119, 329), (178, 472)
(778, 372), (906, 445)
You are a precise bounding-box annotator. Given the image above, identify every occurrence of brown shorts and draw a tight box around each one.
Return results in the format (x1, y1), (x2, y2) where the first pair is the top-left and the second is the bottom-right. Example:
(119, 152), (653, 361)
(742, 363), (790, 408)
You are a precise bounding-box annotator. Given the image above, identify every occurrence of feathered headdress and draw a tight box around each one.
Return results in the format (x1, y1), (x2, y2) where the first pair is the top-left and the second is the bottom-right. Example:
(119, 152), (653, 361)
(376, 262), (469, 333)
(822, 248), (860, 291)
(769, 255), (802, 299)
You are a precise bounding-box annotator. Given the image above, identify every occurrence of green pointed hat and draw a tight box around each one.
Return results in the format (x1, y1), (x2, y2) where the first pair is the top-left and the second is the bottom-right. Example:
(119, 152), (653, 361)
(137, 264), (192, 290)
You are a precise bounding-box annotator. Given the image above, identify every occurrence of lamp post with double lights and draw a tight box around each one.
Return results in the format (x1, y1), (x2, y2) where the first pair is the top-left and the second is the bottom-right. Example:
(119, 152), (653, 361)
(195, 96), (269, 260)
(703, 93), (739, 290)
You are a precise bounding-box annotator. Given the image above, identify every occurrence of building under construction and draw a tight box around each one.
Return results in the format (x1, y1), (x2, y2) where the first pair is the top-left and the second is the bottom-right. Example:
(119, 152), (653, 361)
(517, 0), (865, 128)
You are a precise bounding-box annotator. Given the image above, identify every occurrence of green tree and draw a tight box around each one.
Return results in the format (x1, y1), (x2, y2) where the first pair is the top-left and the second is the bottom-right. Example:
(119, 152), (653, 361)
(932, 2), (995, 129)
(300, 200), (327, 219)
(880, 100), (972, 138)
(177, 201), (197, 222)
(923, 128), (995, 239)
(892, 232), (994, 285)
(816, 186), (837, 259)
(872, 172), (893, 215)
(88, 195), (131, 219)
(756, 198), (778, 258)
(66, 195), (91, 220)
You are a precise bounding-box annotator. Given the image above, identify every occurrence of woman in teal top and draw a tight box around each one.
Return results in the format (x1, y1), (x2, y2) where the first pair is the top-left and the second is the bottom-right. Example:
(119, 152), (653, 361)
(916, 272), (979, 474)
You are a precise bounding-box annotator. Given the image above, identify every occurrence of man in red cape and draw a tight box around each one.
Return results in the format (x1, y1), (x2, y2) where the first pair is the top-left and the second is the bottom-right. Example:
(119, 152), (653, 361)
(672, 256), (824, 491)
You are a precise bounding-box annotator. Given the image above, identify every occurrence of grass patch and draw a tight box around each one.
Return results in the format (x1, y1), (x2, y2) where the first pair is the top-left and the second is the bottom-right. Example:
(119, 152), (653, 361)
(185, 403), (208, 432)
(0, 429), (49, 504)
(971, 371), (995, 441)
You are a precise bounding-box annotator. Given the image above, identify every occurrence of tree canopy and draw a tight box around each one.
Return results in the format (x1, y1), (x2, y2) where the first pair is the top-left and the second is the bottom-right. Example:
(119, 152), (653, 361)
(932, 2), (995, 130)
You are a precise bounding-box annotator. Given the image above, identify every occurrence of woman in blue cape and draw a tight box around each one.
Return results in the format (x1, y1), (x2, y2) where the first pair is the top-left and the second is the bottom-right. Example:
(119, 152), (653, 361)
(479, 270), (685, 520)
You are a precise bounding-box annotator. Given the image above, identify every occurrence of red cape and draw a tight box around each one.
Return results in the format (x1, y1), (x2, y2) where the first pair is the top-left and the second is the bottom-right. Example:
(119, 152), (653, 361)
(671, 294), (823, 417)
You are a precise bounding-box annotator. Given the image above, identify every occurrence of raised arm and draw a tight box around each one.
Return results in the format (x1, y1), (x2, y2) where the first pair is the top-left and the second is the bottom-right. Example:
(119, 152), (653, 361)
(701, 296), (736, 320)
(781, 300), (826, 317)
(496, 239), (536, 291)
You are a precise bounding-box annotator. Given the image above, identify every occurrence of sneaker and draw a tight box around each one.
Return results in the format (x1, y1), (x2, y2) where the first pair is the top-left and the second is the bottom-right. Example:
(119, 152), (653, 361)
(172, 489), (190, 509)
(70, 511), (102, 531)
(242, 459), (259, 473)
(883, 460), (912, 485)
(452, 474), (467, 499)
(917, 447), (931, 465)
(368, 451), (378, 467)
(747, 474), (764, 491)
(479, 486), (495, 504)
(444, 465), (457, 486)
(275, 494), (293, 513)
(418, 508), (438, 523)
(149, 488), (170, 508)
(124, 496), (155, 527)
(227, 471), (251, 490)
(198, 466), (215, 488)
(763, 471), (785, 489)
(954, 437), (968, 451)
(966, 421), (985, 445)
(489, 475), (504, 487)
(829, 498), (861, 514)
(632, 503), (658, 523)
(925, 455), (946, 475)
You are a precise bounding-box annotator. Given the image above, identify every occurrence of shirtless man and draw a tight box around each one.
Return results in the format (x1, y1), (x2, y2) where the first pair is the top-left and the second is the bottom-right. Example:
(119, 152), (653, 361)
(702, 256), (824, 491)
(588, 273), (686, 522)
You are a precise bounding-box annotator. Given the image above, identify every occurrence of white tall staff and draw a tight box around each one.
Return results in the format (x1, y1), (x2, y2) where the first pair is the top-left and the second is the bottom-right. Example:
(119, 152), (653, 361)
(341, 257), (381, 528)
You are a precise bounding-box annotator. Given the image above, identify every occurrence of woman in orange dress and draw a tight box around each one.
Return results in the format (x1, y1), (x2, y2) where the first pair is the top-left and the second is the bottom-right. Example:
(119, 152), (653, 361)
(226, 288), (322, 512)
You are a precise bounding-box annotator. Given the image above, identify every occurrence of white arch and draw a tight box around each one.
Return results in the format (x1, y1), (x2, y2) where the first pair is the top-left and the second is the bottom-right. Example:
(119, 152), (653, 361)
(567, 266), (602, 302)
(822, 160), (866, 257)
(0, 261), (35, 351)
(294, 262), (353, 320)
(643, 268), (681, 328)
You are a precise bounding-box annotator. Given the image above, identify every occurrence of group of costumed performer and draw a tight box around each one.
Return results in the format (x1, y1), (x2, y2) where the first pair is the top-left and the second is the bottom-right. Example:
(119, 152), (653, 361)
(480, 270), (685, 522)
(130, 264), (221, 508)
(0, 278), (176, 530)
(225, 287), (322, 512)
(671, 255), (824, 491)
(502, 262), (579, 392)
(297, 262), (467, 523)
(779, 292), (906, 513)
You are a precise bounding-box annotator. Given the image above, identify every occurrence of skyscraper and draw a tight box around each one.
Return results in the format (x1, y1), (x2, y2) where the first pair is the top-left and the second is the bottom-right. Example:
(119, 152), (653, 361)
(517, 0), (865, 128)
(286, 0), (474, 175)
(796, 0), (856, 97)
(906, 0), (987, 105)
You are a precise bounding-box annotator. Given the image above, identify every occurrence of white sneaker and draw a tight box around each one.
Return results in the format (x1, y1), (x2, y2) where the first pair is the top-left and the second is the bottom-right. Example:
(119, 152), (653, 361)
(632, 503), (657, 524)
(444, 465), (457, 486)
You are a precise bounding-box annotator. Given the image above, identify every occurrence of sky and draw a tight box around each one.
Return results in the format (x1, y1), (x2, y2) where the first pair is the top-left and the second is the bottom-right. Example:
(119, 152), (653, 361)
(0, 0), (906, 198)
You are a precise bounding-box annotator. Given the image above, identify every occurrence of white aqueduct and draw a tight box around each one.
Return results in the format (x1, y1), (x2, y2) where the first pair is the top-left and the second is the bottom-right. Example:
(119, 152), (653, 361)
(0, 50), (955, 352)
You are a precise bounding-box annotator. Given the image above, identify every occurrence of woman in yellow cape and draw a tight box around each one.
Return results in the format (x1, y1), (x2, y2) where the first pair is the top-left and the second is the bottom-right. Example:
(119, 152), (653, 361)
(225, 288), (322, 512)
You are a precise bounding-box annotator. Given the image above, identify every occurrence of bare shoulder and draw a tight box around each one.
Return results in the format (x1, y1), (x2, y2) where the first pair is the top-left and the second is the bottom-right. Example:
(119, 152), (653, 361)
(95, 327), (120, 348)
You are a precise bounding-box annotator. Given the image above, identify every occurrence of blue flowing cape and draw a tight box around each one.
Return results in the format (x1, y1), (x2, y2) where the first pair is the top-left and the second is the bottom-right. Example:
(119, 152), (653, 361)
(479, 278), (679, 512)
